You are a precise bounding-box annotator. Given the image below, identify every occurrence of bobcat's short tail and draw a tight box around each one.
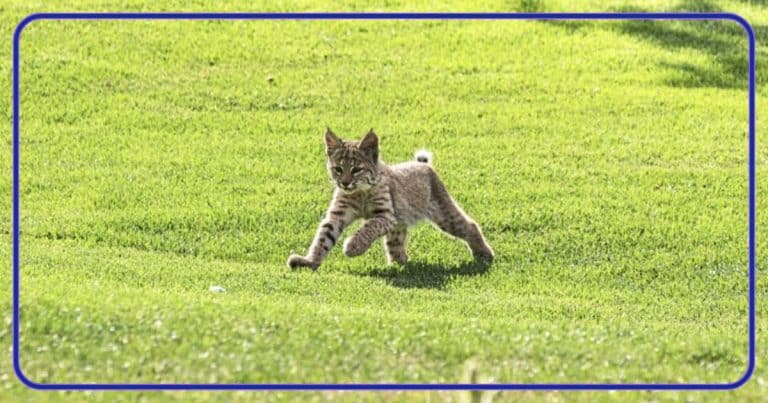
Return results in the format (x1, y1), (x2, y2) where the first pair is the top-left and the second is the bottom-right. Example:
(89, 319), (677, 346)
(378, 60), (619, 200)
(414, 149), (433, 164)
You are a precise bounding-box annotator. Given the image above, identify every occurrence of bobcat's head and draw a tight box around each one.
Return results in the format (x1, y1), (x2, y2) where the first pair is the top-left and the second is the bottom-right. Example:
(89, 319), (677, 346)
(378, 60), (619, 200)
(324, 128), (380, 194)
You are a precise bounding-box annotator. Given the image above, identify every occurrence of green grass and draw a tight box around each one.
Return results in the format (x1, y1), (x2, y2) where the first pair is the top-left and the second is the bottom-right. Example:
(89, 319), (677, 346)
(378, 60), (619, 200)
(2, 0), (768, 402)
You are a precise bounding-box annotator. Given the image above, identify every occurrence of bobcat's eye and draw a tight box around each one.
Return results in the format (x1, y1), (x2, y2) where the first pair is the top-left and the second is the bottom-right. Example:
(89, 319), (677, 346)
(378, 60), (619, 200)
(333, 167), (343, 175)
(351, 167), (363, 175)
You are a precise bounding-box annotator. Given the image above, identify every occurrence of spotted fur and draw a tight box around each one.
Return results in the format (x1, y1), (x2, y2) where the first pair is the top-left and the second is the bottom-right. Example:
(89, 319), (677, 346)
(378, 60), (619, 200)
(287, 128), (494, 270)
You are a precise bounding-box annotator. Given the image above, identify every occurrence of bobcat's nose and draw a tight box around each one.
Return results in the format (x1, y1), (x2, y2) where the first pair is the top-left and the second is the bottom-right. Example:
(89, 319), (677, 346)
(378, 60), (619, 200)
(340, 181), (352, 188)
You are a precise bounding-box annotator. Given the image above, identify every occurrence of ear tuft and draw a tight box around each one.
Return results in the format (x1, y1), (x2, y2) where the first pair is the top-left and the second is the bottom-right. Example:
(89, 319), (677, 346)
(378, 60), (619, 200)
(360, 129), (379, 161)
(325, 127), (342, 153)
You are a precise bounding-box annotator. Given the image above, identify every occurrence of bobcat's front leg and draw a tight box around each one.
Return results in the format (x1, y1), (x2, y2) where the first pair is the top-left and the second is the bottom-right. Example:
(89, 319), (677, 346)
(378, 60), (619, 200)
(344, 214), (396, 257)
(288, 197), (357, 270)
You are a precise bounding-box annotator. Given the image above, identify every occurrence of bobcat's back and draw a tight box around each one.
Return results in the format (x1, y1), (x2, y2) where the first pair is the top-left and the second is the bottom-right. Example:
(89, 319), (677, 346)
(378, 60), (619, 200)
(383, 160), (440, 226)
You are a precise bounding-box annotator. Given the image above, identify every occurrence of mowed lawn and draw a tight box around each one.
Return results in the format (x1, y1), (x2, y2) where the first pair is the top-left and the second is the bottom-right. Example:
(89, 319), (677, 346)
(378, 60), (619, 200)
(2, 0), (767, 402)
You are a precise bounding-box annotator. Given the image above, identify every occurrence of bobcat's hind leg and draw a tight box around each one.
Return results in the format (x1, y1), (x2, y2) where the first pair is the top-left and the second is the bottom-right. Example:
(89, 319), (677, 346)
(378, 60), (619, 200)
(427, 175), (494, 261)
(383, 224), (409, 265)
(431, 211), (494, 260)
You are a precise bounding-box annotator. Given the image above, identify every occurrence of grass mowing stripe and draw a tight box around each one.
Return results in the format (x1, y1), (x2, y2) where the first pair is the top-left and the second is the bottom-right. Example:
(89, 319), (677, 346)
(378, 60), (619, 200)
(19, 238), (747, 384)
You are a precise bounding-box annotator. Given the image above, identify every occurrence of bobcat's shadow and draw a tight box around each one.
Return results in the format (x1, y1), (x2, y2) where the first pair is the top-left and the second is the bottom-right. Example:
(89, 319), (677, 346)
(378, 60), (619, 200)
(358, 259), (492, 290)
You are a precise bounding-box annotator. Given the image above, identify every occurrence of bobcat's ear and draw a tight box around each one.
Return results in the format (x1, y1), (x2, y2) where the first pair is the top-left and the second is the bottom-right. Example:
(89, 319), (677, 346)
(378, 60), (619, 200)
(360, 129), (379, 162)
(325, 127), (342, 154)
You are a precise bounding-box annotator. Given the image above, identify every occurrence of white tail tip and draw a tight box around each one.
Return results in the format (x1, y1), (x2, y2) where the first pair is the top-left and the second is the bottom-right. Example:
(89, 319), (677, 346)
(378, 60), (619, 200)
(415, 149), (433, 164)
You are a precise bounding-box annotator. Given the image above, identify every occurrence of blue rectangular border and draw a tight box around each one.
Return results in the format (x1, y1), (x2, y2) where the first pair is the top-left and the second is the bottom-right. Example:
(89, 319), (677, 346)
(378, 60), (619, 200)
(11, 12), (756, 391)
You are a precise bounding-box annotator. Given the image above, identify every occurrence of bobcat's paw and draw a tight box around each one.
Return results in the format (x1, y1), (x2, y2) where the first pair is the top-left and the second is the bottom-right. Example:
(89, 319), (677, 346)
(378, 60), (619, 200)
(343, 238), (368, 257)
(387, 253), (409, 266)
(287, 254), (319, 270)
(472, 248), (495, 263)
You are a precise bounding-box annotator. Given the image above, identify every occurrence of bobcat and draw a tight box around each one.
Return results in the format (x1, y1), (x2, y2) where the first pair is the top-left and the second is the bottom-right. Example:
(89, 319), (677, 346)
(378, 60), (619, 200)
(287, 128), (494, 270)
